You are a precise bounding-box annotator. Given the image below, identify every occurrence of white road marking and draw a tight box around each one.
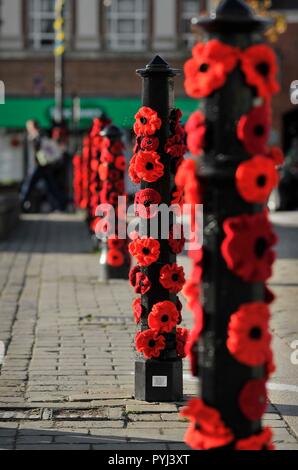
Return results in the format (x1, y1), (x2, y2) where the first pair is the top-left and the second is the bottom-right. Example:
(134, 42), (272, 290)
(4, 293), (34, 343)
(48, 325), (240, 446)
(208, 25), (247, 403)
(268, 383), (298, 393)
(0, 341), (5, 365)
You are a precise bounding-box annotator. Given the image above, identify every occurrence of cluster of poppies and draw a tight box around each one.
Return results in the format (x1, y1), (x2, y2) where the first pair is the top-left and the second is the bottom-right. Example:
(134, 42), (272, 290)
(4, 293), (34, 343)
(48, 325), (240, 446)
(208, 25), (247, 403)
(129, 106), (189, 360)
(95, 132), (129, 268)
(73, 153), (82, 209)
(88, 117), (111, 232)
(180, 38), (282, 451)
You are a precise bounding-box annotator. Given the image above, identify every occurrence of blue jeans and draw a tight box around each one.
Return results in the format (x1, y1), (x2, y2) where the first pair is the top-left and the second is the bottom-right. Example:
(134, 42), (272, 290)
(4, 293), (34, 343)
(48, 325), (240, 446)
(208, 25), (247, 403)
(21, 166), (66, 211)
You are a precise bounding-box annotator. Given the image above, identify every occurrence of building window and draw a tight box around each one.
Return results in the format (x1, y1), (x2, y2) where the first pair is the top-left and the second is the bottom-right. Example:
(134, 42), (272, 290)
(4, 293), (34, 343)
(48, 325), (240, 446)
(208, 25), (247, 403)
(27, 0), (70, 51)
(104, 0), (149, 52)
(181, 0), (200, 48)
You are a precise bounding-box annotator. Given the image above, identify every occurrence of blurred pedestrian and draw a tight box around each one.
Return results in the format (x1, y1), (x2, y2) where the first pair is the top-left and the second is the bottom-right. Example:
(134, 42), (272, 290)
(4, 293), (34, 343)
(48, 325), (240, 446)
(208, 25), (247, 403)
(20, 120), (67, 212)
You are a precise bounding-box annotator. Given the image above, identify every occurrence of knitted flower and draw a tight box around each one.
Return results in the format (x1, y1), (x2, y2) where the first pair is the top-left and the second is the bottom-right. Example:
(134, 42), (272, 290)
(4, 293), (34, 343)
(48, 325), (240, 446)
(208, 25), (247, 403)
(236, 155), (279, 204)
(114, 155), (126, 172)
(184, 40), (239, 99)
(239, 379), (268, 421)
(98, 163), (109, 181)
(221, 211), (277, 282)
(134, 188), (161, 219)
(140, 137), (159, 151)
(185, 111), (206, 156)
(159, 263), (186, 293)
(135, 330), (166, 359)
(267, 146), (285, 166)
(134, 107), (162, 136)
(108, 235), (125, 250)
(132, 298), (143, 324)
(240, 44), (280, 99)
(135, 151), (164, 183)
(181, 399), (234, 450)
(107, 249), (124, 267)
(169, 225), (185, 254)
(235, 428), (274, 451)
(148, 301), (180, 334)
(129, 155), (141, 184)
(165, 135), (187, 159)
(134, 272), (151, 295)
(129, 237), (160, 267)
(227, 302), (272, 367)
(237, 105), (271, 155)
(176, 327), (189, 359)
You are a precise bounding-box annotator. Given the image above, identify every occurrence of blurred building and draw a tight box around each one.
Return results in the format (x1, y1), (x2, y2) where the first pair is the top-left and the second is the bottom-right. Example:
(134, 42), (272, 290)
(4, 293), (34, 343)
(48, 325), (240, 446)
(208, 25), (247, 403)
(0, 0), (297, 143)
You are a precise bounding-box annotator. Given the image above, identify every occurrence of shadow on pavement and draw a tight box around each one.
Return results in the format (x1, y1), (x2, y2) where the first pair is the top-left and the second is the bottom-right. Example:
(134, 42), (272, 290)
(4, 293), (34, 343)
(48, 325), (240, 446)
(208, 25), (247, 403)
(0, 216), (92, 255)
(0, 426), (190, 450)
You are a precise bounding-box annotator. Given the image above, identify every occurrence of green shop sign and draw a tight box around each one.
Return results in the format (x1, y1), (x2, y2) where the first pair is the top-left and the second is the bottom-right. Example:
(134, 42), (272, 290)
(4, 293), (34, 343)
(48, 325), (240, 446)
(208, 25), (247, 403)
(0, 97), (198, 130)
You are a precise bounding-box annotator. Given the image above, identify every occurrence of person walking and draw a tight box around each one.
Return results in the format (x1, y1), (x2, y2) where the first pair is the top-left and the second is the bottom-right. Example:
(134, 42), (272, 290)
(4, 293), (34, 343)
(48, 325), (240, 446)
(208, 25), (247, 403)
(21, 120), (67, 212)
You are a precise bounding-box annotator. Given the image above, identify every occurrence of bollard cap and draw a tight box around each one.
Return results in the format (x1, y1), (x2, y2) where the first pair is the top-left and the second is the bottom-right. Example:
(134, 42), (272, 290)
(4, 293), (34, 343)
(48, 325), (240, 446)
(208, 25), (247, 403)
(100, 124), (122, 140)
(137, 55), (180, 78)
(192, 0), (272, 33)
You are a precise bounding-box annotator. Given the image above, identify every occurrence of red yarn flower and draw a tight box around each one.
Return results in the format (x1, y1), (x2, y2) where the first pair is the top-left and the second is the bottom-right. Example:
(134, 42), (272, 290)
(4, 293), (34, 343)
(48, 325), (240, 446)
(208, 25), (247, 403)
(235, 427), (274, 451)
(239, 379), (268, 421)
(129, 237), (160, 267)
(135, 330), (166, 359)
(227, 302), (272, 367)
(236, 155), (279, 204)
(240, 44), (280, 99)
(129, 155), (141, 184)
(221, 211), (277, 282)
(184, 40), (239, 99)
(108, 236), (125, 250)
(176, 159), (201, 205)
(165, 135), (187, 159)
(107, 249), (124, 267)
(129, 266), (140, 286)
(237, 105), (271, 155)
(185, 111), (206, 156)
(132, 298), (142, 324)
(134, 188), (161, 219)
(135, 151), (164, 183)
(176, 327), (189, 359)
(267, 146), (285, 166)
(114, 155), (126, 171)
(169, 225), (185, 254)
(181, 399), (234, 450)
(98, 163), (109, 181)
(148, 301), (180, 333)
(171, 188), (184, 206)
(134, 107), (162, 136)
(141, 137), (159, 151)
(134, 272), (151, 295)
(159, 263), (186, 293)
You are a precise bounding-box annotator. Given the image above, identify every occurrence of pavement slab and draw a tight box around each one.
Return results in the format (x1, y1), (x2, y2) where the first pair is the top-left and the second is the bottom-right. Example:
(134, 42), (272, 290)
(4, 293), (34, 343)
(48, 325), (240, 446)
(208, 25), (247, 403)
(0, 212), (297, 450)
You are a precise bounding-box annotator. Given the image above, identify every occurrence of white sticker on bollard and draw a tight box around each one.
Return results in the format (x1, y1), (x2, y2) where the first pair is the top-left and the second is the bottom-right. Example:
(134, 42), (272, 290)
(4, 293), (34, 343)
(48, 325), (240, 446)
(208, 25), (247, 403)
(152, 376), (167, 388)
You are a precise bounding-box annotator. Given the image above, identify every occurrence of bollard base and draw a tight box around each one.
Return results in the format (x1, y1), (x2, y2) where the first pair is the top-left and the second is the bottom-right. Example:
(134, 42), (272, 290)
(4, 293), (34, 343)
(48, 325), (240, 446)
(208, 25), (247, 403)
(135, 358), (183, 402)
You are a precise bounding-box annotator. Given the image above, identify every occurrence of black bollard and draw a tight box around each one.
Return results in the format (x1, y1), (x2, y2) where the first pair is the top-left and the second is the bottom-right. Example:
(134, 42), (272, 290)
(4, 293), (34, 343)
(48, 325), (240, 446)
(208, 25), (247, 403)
(131, 56), (187, 402)
(181, 0), (281, 450)
(98, 124), (130, 281)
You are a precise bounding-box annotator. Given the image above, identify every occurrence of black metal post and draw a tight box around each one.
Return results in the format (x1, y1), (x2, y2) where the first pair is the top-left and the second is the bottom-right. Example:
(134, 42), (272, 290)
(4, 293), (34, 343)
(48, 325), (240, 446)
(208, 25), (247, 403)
(133, 56), (184, 402)
(182, 0), (279, 450)
(54, 0), (66, 124)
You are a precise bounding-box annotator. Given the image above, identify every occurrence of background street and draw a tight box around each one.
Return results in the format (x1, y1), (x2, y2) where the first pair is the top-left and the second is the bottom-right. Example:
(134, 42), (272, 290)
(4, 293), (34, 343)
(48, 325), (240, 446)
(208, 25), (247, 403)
(0, 211), (297, 450)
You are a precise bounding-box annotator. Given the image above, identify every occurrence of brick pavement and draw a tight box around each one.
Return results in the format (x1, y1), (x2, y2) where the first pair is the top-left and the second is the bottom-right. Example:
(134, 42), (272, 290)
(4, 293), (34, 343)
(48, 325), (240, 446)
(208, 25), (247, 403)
(0, 213), (297, 450)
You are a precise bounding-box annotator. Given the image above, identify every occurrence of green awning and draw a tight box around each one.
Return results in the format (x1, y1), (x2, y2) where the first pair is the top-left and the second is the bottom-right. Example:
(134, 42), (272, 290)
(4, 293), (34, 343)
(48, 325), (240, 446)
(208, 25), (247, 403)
(0, 97), (199, 131)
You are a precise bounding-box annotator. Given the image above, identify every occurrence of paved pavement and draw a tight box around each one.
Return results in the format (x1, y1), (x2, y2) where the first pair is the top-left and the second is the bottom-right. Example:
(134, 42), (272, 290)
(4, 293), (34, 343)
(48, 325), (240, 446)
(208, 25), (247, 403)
(0, 212), (297, 450)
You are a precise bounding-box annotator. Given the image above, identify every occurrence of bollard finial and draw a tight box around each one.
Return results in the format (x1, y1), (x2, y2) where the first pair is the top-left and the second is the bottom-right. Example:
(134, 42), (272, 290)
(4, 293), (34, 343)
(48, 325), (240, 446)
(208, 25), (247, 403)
(193, 0), (271, 33)
(216, 0), (255, 18)
(137, 55), (180, 77)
